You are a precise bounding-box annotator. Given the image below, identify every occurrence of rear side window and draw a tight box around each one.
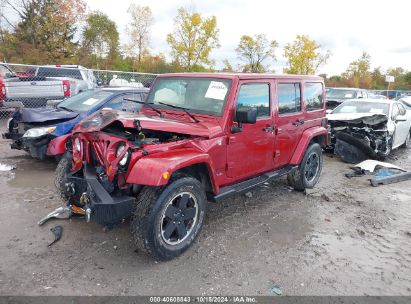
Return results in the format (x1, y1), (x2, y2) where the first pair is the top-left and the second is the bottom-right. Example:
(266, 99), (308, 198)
(237, 83), (270, 118)
(37, 67), (83, 80)
(278, 83), (301, 114)
(305, 83), (324, 111)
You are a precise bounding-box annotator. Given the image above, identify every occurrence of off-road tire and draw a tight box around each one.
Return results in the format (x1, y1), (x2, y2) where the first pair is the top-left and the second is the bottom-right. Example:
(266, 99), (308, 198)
(130, 176), (208, 260)
(55, 154), (72, 201)
(287, 143), (323, 191)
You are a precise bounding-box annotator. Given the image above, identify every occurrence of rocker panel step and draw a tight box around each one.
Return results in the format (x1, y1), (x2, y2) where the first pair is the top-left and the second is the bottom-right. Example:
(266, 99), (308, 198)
(212, 165), (298, 202)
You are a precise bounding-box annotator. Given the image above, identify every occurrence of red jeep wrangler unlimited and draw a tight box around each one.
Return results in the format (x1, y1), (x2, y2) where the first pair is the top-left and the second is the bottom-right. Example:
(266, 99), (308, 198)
(56, 73), (327, 260)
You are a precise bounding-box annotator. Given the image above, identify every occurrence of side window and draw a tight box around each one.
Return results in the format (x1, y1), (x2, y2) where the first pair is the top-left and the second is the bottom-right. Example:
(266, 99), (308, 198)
(304, 82), (324, 111)
(236, 83), (270, 118)
(105, 93), (143, 112)
(278, 83), (301, 114)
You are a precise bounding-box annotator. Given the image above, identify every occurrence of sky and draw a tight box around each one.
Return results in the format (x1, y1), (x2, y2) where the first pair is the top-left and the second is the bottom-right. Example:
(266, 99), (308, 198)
(40, 0), (411, 75)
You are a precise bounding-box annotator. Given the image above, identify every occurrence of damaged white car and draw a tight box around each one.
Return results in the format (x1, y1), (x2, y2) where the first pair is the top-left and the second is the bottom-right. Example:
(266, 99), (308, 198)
(327, 99), (411, 163)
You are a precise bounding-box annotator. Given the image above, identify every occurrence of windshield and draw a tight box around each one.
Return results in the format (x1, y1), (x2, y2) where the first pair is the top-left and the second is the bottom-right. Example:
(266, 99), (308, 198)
(57, 90), (112, 113)
(333, 101), (390, 116)
(326, 89), (357, 99)
(146, 77), (232, 116)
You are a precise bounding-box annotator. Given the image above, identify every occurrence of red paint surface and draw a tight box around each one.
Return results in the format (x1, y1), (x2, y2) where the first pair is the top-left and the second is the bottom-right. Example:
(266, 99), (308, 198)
(71, 73), (327, 194)
(47, 134), (70, 156)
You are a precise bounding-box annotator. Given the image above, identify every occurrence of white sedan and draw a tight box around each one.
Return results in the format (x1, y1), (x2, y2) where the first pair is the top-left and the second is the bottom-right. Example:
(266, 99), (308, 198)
(327, 99), (411, 162)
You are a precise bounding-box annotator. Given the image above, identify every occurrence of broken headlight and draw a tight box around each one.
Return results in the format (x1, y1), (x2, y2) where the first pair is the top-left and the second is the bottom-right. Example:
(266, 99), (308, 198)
(116, 142), (129, 167)
(22, 126), (56, 138)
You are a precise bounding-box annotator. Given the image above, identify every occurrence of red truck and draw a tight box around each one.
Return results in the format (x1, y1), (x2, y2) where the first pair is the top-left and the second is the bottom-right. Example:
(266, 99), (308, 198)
(55, 73), (327, 260)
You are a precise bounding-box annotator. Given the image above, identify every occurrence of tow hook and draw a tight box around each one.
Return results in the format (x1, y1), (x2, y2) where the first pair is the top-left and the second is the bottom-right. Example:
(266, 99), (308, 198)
(79, 192), (92, 222)
(86, 208), (92, 222)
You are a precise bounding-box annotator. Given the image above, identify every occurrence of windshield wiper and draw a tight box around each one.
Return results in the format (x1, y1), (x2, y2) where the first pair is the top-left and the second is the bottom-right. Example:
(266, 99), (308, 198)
(58, 106), (73, 112)
(124, 98), (163, 117)
(157, 102), (200, 123)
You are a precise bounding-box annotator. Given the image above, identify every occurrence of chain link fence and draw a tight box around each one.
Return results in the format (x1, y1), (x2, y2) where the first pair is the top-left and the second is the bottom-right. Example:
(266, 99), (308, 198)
(0, 63), (158, 120)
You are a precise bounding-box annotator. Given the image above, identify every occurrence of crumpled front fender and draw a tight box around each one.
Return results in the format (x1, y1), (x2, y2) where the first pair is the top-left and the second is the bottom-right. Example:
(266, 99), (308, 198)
(47, 134), (70, 156)
(126, 148), (218, 191)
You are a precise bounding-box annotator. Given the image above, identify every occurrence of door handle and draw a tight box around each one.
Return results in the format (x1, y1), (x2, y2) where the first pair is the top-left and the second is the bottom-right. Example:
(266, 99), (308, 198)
(263, 125), (276, 132)
(292, 119), (304, 126)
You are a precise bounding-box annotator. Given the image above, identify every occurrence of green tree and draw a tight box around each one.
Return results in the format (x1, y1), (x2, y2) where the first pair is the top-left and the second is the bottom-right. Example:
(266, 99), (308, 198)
(342, 51), (371, 87)
(235, 34), (278, 73)
(1, 0), (85, 63)
(125, 4), (154, 65)
(221, 59), (235, 72)
(167, 7), (219, 71)
(81, 11), (120, 68)
(284, 35), (331, 75)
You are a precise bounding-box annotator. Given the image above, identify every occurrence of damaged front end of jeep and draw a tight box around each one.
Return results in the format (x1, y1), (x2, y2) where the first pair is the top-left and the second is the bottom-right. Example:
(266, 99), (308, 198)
(62, 111), (193, 226)
(328, 114), (392, 163)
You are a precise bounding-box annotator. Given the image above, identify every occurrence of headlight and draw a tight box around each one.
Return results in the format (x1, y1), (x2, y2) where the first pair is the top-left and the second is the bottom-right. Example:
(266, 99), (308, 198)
(74, 137), (81, 151)
(116, 143), (129, 166)
(22, 126), (56, 138)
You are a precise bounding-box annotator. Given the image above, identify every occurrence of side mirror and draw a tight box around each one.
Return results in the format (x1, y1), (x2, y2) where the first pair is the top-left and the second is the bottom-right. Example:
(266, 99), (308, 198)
(235, 107), (257, 124)
(395, 114), (407, 122)
(326, 109), (333, 114)
(232, 107), (257, 133)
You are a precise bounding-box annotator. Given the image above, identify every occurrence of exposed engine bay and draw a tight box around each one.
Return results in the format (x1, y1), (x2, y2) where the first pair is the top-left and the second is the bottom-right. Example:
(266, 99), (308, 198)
(101, 120), (191, 148)
(327, 114), (392, 163)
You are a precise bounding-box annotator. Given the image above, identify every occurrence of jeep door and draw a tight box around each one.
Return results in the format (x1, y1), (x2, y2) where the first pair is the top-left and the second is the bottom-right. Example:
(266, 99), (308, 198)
(226, 81), (275, 179)
(273, 81), (305, 168)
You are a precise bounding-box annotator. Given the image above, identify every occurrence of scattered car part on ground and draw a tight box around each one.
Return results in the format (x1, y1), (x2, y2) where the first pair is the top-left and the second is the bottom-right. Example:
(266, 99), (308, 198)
(2, 87), (149, 160)
(353, 159), (406, 173)
(48, 225), (63, 247)
(370, 171), (411, 187)
(38, 207), (72, 226)
(327, 99), (411, 163)
(0, 162), (16, 171)
(55, 72), (328, 260)
(345, 160), (405, 178)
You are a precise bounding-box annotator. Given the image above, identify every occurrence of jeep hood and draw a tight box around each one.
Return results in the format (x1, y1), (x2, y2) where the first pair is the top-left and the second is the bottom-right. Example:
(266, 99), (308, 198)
(327, 113), (388, 125)
(21, 107), (78, 123)
(74, 110), (223, 138)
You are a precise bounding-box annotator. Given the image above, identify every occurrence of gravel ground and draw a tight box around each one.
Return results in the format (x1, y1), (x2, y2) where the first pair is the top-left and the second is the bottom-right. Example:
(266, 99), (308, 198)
(0, 122), (411, 296)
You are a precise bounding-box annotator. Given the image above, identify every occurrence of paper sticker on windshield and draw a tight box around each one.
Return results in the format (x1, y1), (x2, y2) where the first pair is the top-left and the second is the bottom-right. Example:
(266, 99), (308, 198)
(344, 93), (353, 98)
(205, 81), (228, 100)
(370, 108), (384, 114)
(83, 98), (99, 105)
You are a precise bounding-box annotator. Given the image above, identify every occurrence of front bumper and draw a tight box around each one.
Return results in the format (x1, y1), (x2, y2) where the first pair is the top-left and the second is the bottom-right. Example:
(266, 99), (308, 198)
(65, 164), (135, 226)
(2, 131), (24, 150)
(3, 131), (52, 160)
(22, 135), (51, 160)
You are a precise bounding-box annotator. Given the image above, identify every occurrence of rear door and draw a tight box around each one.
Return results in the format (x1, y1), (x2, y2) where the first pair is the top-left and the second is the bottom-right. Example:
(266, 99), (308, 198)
(274, 80), (305, 168)
(226, 80), (275, 179)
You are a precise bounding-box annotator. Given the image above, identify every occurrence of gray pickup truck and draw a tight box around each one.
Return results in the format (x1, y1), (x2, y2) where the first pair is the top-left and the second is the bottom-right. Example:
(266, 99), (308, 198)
(3, 65), (97, 108)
